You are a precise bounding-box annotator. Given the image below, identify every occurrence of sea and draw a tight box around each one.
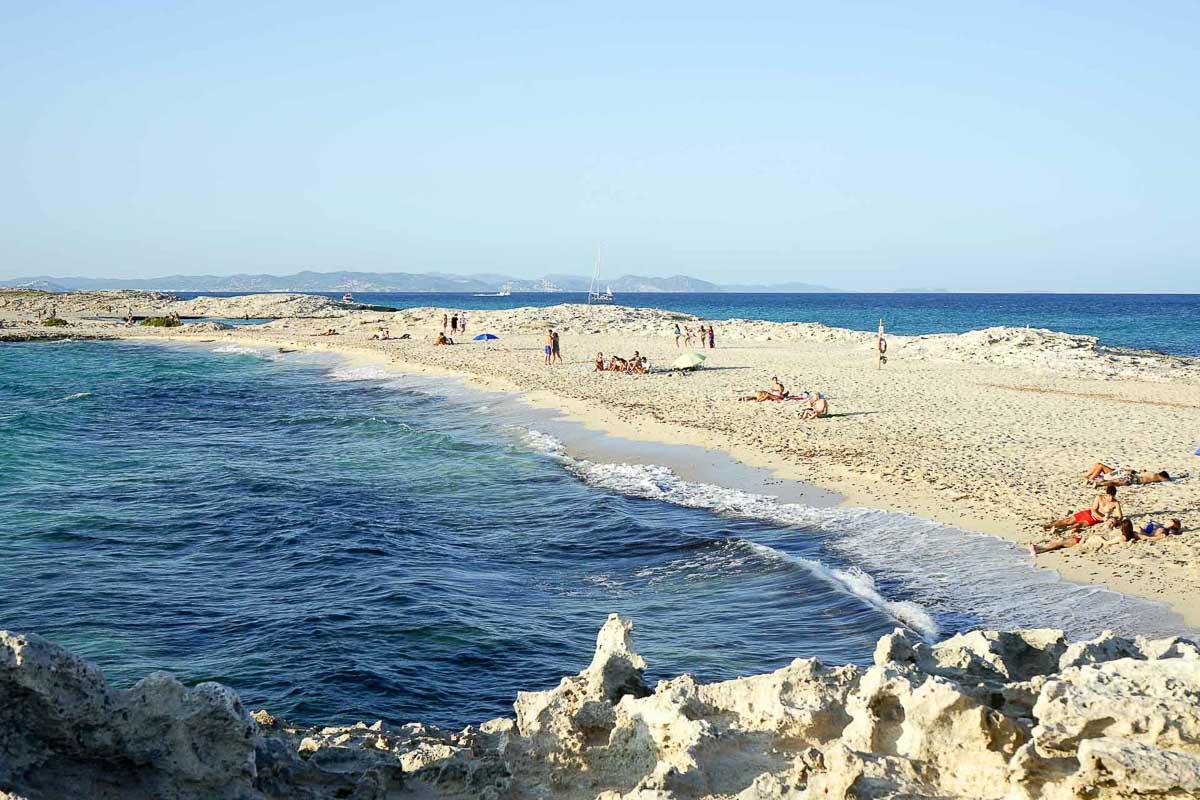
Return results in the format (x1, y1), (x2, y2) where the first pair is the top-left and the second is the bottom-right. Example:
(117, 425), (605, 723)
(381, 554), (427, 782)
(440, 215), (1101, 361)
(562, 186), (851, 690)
(181, 291), (1200, 356)
(1, 337), (1191, 729)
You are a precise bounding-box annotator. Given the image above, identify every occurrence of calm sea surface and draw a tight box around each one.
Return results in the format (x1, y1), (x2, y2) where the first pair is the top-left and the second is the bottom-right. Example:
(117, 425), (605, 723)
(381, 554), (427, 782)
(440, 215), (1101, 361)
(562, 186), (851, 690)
(183, 291), (1200, 356)
(0, 341), (1189, 727)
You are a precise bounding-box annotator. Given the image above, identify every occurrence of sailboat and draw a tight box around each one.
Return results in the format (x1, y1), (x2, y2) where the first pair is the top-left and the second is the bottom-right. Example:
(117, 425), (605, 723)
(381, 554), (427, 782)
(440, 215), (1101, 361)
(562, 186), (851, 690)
(474, 282), (512, 297)
(588, 247), (615, 304)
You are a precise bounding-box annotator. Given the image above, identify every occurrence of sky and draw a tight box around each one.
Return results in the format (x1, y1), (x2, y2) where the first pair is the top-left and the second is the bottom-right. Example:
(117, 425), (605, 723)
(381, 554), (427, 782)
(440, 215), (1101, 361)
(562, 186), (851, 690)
(1, 2), (1198, 291)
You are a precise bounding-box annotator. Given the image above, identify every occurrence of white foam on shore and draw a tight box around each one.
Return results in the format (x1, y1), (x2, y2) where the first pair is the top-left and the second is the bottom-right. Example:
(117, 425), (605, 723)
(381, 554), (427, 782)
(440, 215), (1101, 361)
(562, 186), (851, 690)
(518, 428), (1192, 640)
(746, 543), (939, 637)
(521, 427), (940, 638)
(327, 365), (397, 381)
(212, 343), (265, 356)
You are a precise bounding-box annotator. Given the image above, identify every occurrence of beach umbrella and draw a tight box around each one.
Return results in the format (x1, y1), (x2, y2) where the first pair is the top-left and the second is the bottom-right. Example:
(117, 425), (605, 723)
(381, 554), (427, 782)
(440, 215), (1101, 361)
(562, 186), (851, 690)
(672, 352), (706, 370)
(473, 333), (499, 341)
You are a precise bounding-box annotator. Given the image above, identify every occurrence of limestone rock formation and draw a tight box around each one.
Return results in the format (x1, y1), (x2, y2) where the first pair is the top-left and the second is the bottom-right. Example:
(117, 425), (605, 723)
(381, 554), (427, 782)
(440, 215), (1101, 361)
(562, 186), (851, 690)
(3, 615), (1199, 799)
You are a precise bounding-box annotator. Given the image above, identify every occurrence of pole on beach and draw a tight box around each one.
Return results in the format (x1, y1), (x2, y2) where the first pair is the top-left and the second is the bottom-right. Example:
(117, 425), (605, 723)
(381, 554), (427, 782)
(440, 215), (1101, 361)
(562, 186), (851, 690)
(877, 318), (886, 369)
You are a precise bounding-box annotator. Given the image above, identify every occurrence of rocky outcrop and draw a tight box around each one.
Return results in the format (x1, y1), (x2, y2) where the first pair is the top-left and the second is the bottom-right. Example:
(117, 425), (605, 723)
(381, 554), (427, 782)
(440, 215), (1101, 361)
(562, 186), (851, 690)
(3, 616), (1199, 799)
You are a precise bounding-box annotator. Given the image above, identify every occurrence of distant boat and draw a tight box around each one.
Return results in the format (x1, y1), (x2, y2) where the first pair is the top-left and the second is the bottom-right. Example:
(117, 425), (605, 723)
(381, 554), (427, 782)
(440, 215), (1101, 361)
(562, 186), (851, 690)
(342, 292), (354, 302)
(474, 282), (512, 297)
(588, 248), (614, 304)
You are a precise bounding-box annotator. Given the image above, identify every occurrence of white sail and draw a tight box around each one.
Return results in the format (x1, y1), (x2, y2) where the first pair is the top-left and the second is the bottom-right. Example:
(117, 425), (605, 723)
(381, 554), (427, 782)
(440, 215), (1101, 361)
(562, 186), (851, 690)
(588, 246), (614, 303)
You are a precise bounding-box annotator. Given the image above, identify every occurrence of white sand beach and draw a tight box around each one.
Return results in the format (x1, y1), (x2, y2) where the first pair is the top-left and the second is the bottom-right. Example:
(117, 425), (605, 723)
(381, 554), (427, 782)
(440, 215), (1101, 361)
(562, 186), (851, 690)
(3, 290), (1199, 627)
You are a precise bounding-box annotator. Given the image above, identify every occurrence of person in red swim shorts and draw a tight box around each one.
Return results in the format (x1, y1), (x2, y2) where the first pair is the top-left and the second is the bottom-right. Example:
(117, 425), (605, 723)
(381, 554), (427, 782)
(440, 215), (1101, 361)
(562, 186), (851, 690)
(1030, 485), (1123, 555)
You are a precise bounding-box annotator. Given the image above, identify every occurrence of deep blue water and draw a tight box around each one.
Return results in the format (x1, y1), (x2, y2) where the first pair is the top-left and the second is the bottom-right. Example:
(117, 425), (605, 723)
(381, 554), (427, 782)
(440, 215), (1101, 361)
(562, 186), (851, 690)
(0, 341), (902, 727)
(1, 341), (1189, 728)
(181, 291), (1200, 356)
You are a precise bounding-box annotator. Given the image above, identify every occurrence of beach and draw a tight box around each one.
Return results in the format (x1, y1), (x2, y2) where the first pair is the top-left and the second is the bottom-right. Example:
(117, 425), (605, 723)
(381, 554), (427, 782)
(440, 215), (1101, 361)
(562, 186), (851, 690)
(3, 290), (1198, 627)
(4, 290), (1200, 799)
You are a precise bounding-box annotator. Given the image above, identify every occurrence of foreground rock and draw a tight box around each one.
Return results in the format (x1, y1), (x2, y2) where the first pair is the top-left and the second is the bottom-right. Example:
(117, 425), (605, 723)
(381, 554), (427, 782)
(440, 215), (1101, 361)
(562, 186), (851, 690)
(3, 616), (1198, 799)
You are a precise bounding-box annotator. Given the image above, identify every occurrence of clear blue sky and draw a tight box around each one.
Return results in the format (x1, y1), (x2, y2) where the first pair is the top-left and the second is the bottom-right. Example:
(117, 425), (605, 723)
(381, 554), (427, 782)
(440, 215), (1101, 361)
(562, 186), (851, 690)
(2, 2), (1197, 291)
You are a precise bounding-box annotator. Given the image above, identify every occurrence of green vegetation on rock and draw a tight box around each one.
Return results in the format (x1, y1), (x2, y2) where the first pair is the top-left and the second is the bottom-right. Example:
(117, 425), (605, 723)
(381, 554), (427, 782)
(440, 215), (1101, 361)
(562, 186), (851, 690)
(42, 317), (69, 327)
(140, 317), (182, 328)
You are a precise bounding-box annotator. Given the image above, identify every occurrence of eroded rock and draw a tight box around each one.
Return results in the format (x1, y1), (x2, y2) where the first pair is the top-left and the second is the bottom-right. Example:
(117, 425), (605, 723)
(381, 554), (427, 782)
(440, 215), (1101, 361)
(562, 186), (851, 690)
(3, 620), (1199, 800)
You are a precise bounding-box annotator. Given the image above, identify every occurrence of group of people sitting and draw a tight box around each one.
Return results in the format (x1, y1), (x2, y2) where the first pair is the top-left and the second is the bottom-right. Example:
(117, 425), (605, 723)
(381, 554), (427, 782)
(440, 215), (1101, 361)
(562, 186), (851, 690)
(737, 377), (829, 418)
(434, 332), (455, 345)
(1031, 462), (1185, 555)
(595, 351), (650, 374)
(316, 328), (339, 336)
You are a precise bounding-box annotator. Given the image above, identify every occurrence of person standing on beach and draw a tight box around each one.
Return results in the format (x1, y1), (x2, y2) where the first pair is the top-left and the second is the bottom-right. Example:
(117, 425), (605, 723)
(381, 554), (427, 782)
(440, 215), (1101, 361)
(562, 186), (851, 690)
(459, 312), (467, 335)
(544, 329), (554, 365)
(698, 324), (707, 348)
(450, 312), (458, 334)
(442, 313), (448, 333)
(674, 323), (682, 347)
(552, 330), (562, 363)
(708, 325), (715, 349)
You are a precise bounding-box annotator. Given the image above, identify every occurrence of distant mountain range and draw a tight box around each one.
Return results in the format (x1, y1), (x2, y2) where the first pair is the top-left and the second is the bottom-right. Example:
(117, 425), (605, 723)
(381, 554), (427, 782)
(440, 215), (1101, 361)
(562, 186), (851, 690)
(1, 271), (837, 294)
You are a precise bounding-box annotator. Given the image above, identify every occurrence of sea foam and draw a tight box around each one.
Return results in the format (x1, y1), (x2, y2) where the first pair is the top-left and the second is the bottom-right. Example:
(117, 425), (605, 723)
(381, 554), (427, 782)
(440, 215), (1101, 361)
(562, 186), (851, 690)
(517, 428), (1190, 640)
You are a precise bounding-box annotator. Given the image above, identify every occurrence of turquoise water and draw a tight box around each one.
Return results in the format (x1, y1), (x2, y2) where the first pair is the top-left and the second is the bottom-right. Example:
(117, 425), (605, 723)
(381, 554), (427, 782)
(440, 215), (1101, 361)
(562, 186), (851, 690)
(0, 341), (1189, 727)
(183, 292), (1200, 356)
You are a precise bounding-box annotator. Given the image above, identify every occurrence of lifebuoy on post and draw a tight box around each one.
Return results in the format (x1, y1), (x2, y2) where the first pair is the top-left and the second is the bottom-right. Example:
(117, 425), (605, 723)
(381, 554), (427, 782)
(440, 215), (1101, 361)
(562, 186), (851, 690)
(877, 337), (887, 354)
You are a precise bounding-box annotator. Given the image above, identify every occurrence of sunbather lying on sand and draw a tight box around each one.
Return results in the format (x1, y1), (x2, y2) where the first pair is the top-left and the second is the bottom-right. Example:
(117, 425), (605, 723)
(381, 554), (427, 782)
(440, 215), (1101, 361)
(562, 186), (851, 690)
(1085, 462), (1174, 487)
(739, 377), (789, 402)
(1039, 485), (1122, 534)
(317, 329), (339, 336)
(1031, 518), (1136, 555)
(1137, 519), (1183, 540)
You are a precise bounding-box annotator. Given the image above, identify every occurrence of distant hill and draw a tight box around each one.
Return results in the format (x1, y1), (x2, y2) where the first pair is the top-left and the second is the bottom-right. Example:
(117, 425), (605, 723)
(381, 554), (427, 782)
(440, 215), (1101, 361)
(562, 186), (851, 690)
(1, 270), (838, 294)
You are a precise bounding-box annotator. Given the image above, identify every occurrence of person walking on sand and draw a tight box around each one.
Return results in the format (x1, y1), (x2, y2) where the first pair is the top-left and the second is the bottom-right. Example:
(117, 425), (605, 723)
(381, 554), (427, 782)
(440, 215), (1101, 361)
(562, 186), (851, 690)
(552, 330), (562, 363)
(674, 323), (682, 348)
(441, 313), (448, 333)
(459, 312), (467, 335)
(685, 326), (696, 347)
(708, 325), (715, 349)
(544, 329), (554, 366)
(450, 313), (458, 334)
(698, 324), (708, 348)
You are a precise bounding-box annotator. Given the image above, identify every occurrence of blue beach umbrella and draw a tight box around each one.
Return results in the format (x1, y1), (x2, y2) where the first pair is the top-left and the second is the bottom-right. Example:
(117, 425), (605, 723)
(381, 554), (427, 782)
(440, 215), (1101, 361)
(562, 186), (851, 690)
(473, 333), (499, 341)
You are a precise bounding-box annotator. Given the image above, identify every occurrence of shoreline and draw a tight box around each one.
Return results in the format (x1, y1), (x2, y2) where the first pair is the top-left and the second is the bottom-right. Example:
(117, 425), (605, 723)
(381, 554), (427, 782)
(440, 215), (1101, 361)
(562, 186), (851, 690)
(136, 331), (1193, 637)
(3, 294), (1198, 628)
(219, 330), (1200, 628)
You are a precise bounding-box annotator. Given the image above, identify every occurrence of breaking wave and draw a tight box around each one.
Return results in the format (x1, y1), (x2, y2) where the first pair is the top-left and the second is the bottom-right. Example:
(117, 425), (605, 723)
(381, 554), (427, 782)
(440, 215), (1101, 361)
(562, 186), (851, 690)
(517, 428), (1189, 641)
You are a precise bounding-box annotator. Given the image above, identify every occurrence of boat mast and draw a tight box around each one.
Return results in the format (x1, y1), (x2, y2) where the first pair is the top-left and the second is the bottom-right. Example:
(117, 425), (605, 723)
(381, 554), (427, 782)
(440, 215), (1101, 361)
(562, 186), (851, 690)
(589, 245), (601, 303)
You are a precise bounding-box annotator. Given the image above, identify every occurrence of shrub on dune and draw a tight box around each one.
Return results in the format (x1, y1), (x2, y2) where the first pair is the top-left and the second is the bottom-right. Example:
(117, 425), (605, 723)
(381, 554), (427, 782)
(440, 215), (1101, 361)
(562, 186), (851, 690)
(42, 317), (69, 327)
(140, 317), (182, 327)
